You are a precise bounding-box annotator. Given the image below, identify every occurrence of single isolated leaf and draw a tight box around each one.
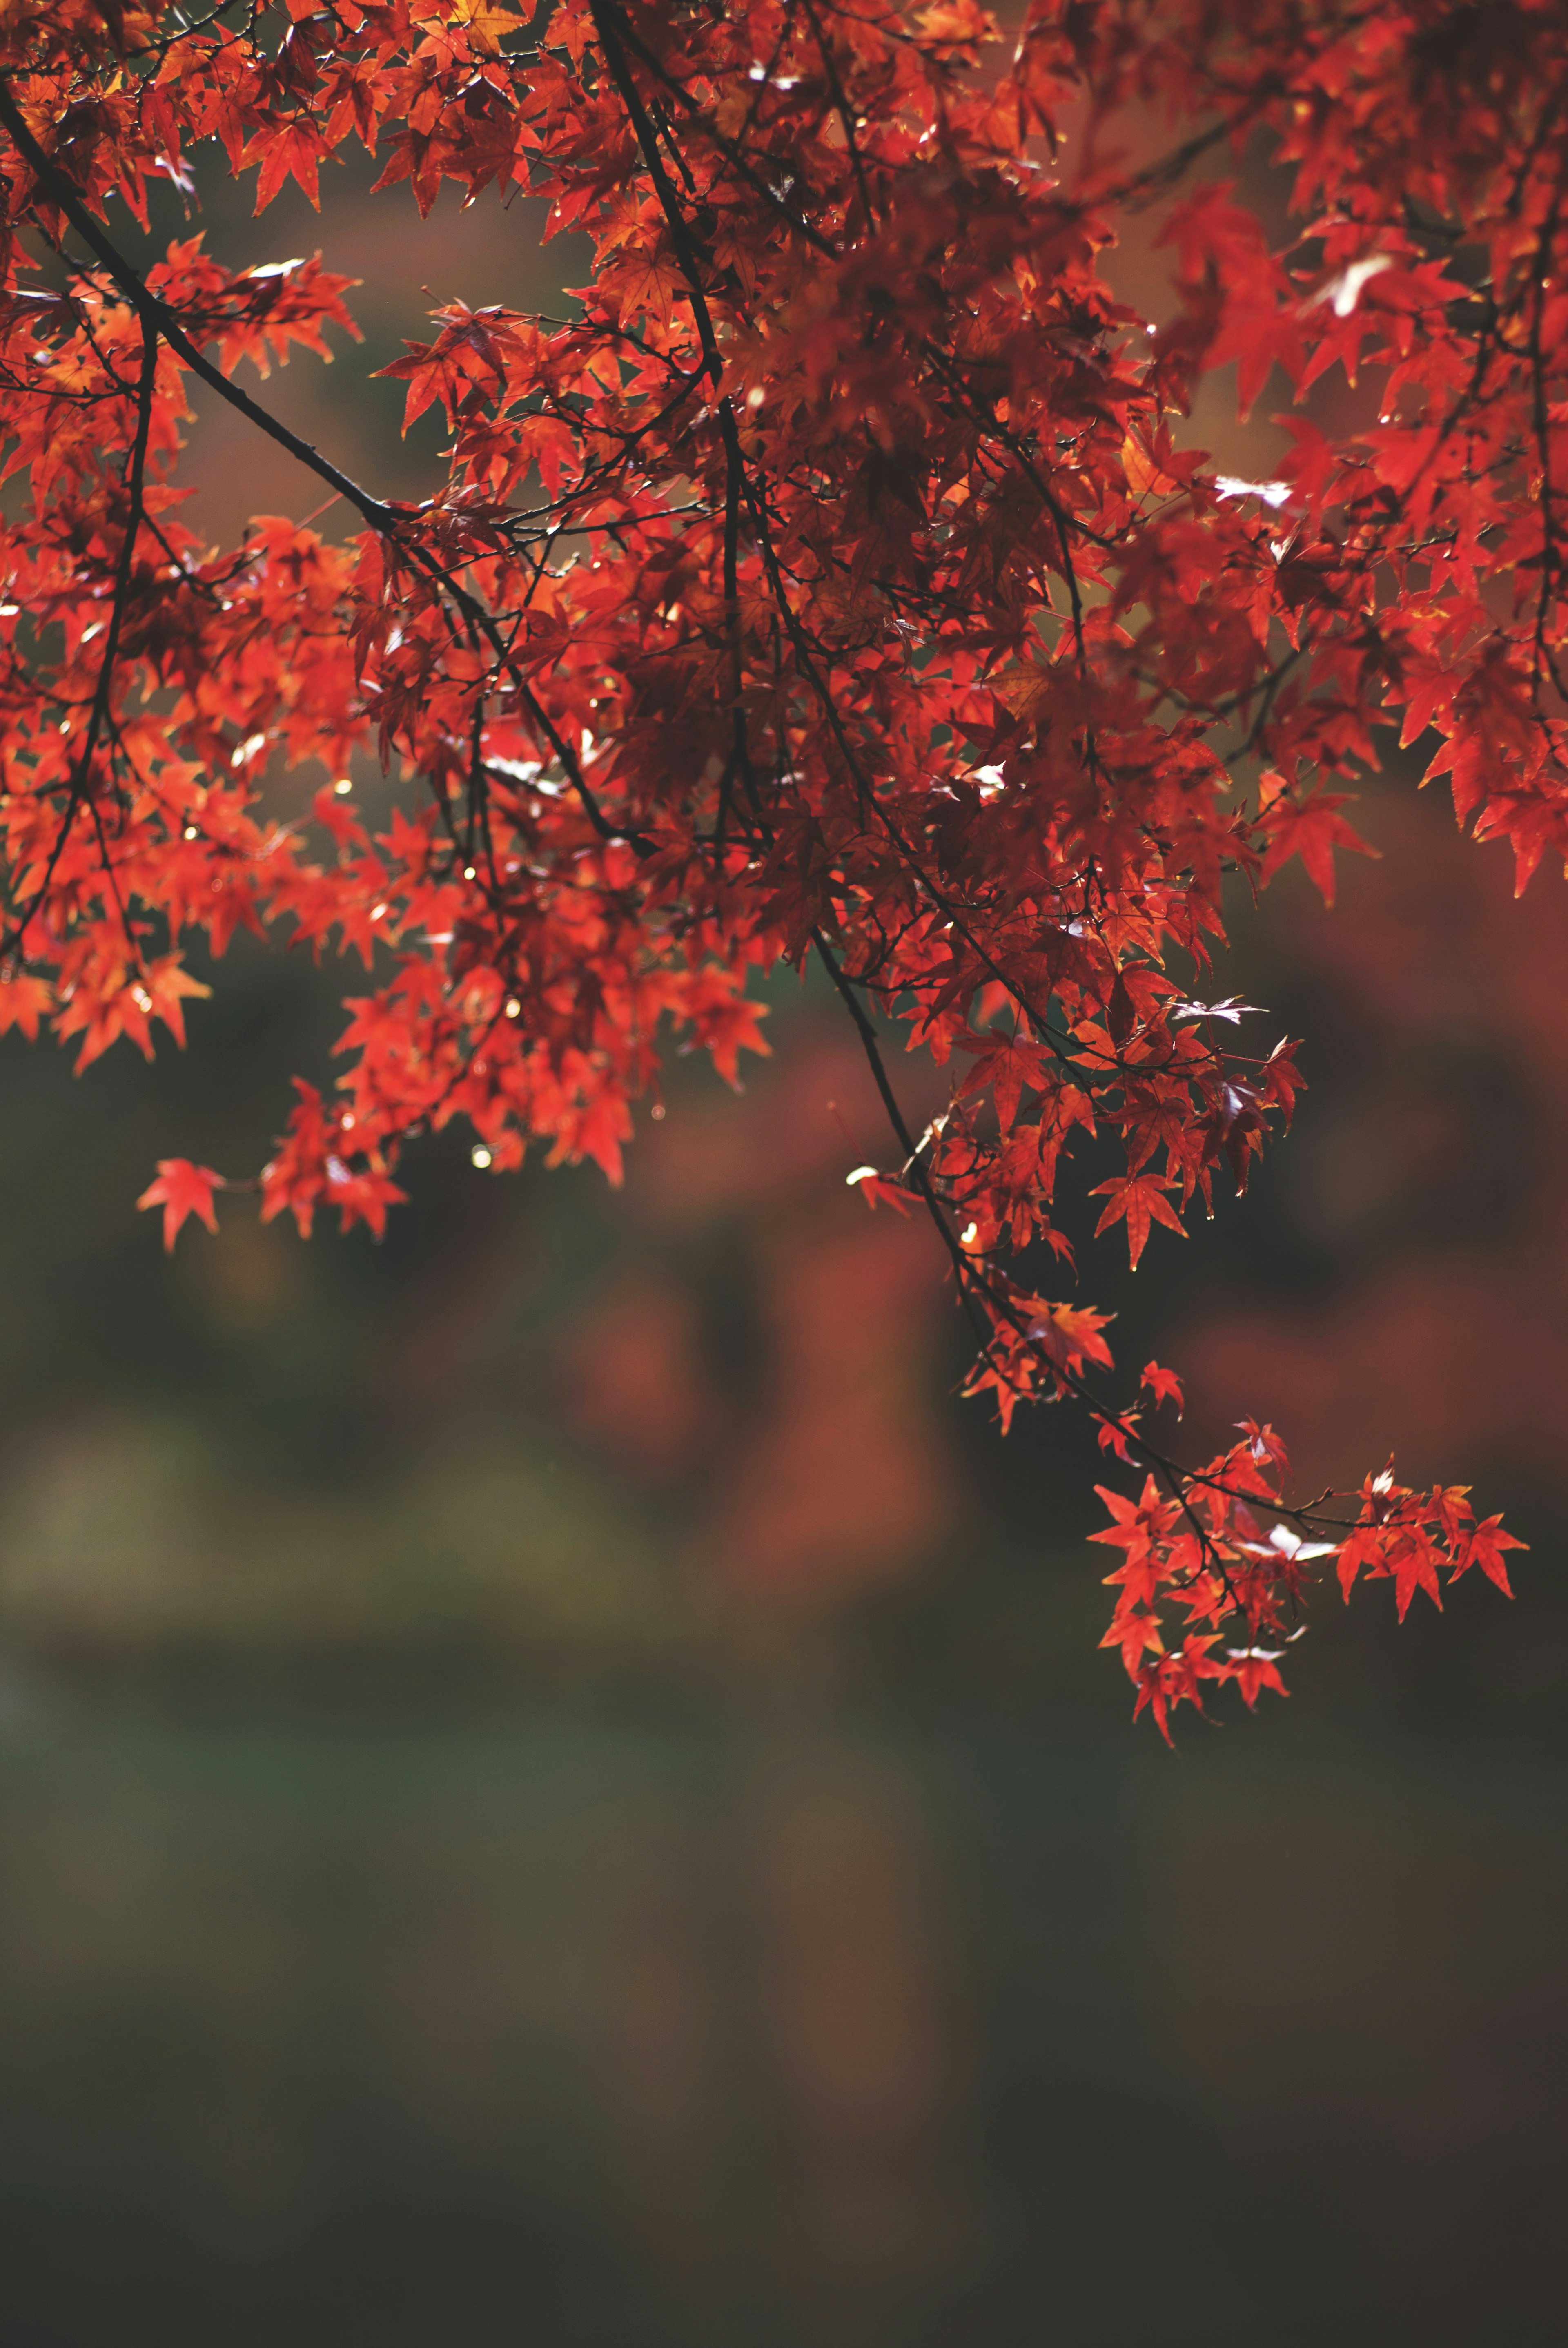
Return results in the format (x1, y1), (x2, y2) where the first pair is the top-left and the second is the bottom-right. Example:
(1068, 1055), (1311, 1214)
(1140, 1360), (1185, 1416)
(1226, 1646), (1289, 1708)
(1090, 1174), (1186, 1269)
(1256, 777), (1379, 907)
(1450, 1514), (1526, 1597)
(137, 1158), (223, 1252)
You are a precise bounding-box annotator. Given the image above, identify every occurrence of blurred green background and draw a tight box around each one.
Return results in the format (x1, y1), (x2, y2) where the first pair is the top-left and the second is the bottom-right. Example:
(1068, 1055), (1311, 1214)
(3, 120), (1566, 2348)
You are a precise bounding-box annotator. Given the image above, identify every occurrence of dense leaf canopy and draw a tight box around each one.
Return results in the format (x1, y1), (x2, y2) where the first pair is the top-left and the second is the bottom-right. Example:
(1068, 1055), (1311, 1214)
(1, 0), (1559, 1728)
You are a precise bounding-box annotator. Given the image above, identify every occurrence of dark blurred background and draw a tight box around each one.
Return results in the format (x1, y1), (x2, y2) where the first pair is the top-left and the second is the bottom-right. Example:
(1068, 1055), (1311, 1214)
(2, 98), (1565, 2348)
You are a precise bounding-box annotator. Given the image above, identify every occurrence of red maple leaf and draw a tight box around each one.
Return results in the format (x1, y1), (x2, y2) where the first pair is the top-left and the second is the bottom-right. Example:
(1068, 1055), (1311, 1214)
(1140, 1360), (1185, 1416)
(1256, 778), (1379, 908)
(1226, 1647), (1290, 1709)
(1391, 1533), (1444, 1623)
(137, 1158), (224, 1252)
(1089, 1174), (1187, 1270)
(1450, 1514), (1526, 1597)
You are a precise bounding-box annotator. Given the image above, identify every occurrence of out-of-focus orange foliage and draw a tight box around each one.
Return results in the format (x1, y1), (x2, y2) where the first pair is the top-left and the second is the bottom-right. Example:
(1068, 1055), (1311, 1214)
(1, 0), (1564, 1724)
(1182, 788), (1568, 1507)
(567, 1032), (957, 1599)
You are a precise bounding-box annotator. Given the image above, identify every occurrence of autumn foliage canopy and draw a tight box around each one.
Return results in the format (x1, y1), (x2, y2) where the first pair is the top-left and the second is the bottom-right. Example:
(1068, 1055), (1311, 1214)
(1, 0), (1558, 1729)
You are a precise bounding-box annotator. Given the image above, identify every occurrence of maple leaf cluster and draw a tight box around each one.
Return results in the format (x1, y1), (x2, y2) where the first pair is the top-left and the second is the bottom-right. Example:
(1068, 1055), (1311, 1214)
(1094, 1426), (1524, 1744)
(0, 0), (1558, 1725)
